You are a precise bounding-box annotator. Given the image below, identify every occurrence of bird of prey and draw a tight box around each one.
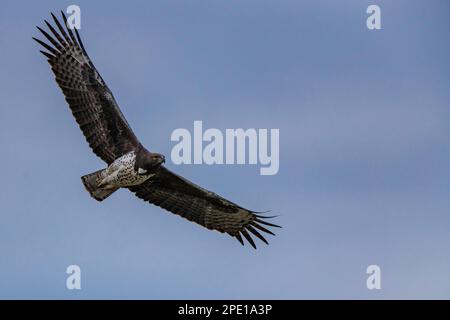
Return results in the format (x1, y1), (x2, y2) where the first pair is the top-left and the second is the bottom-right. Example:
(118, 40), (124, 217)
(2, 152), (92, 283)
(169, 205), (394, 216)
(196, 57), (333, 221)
(33, 12), (280, 248)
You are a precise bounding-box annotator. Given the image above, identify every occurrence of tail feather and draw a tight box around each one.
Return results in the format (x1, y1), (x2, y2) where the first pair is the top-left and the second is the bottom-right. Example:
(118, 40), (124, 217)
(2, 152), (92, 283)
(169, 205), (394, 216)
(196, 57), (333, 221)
(81, 169), (118, 201)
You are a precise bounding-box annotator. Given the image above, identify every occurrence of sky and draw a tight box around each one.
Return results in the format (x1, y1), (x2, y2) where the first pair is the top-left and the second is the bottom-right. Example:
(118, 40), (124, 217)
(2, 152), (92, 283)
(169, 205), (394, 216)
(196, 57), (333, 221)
(0, 0), (449, 299)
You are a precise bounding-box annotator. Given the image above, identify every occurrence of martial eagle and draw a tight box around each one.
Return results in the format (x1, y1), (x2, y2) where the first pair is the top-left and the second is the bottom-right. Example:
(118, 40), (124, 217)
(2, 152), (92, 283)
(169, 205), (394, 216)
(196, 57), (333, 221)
(33, 12), (280, 248)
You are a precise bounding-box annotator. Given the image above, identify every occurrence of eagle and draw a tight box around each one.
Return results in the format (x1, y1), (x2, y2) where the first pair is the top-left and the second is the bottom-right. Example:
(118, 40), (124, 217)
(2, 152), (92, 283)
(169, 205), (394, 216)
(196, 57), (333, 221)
(33, 12), (280, 249)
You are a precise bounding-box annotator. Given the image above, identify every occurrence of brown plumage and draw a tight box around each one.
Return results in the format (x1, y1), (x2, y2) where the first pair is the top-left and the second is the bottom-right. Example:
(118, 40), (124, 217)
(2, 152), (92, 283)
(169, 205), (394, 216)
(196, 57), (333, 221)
(34, 11), (281, 249)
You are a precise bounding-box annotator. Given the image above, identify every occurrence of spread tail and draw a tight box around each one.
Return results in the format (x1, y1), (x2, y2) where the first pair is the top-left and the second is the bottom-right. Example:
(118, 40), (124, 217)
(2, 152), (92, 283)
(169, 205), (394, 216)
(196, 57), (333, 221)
(81, 169), (119, 201)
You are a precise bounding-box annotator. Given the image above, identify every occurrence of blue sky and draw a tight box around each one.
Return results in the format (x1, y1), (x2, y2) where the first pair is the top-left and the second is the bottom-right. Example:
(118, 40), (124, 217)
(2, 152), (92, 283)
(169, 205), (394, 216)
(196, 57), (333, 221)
(0, 0), (450, 299)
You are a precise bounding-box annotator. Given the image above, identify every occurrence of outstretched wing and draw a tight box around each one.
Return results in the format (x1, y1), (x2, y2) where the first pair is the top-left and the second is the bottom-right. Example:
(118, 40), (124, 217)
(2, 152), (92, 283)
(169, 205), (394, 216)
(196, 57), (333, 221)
(33, 12), (140, 164)
(129, 167), (281, 249)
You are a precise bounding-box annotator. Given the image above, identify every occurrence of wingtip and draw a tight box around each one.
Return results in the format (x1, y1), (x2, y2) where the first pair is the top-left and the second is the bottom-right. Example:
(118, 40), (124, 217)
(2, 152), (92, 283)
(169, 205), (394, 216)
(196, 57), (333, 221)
(50, 12), (58, 24)
(247, 225), (269, 245)
(254, 214), (279, 219)
(235, 232), (258, 249)
(254, 217), (282, 229)
(39, 50), (55, 60)
(235, 233), (245, 246)
(253, 209), (273, 214)
(241, 229), (257, 249)
(252, 209), (282, 221)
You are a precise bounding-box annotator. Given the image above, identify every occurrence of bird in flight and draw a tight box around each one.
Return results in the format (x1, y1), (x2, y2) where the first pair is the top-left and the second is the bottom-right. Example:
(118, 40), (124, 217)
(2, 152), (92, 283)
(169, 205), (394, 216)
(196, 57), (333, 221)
(33, 11), (280, 248)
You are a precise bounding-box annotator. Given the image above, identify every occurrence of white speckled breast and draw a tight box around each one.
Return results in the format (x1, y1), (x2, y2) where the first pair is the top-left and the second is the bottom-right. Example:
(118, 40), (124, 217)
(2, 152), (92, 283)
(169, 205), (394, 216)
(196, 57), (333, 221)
(101, 151), (154, 188)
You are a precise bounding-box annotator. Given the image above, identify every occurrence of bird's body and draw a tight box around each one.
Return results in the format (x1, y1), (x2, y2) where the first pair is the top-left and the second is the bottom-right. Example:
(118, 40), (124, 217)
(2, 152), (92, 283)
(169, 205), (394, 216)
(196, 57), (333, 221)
(81, 151), (158, 201)
(99, 151), (155, 188)
(34, 11), (280, 248)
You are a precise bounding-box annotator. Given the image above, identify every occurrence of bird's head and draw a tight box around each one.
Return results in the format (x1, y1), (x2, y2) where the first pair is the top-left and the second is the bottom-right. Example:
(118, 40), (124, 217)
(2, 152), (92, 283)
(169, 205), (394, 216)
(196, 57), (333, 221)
(136, 151), (165, 175)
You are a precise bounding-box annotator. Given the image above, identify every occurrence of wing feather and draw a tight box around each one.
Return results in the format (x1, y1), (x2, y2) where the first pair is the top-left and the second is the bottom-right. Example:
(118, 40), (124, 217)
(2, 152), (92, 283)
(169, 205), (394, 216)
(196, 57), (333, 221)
(34, 12), (140, 164)
(129, 167), (281, 248)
